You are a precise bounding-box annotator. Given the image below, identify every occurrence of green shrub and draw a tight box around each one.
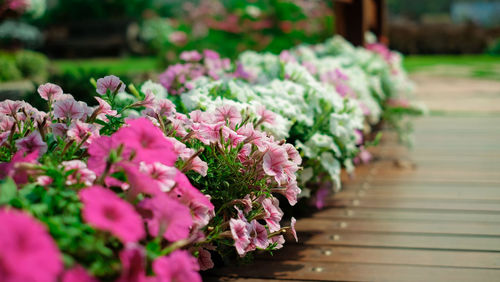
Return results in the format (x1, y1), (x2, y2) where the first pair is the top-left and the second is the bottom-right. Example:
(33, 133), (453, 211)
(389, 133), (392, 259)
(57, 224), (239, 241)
(15, 50), (49, 81)
(487, 38), (500, 55)
(0, 56), (22, 82)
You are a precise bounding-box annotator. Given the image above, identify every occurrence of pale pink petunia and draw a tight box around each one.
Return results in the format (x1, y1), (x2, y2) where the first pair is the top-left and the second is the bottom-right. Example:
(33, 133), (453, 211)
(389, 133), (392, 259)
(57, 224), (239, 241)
(0, 131), (10, 147)
(262, 144), (289, 184)
(290, 217), (298, 242)
(180, 50), (203, 62)
(190, 156), (208, 177)
(279, 50), (296, 63)
(67, 120), (100, 148)
(269, 235), (285, 249)
(139, 162), (177, 192)
(0, 114), (15, 131)
(62, 160), (96, 186)
(37, 83), (63, 101)
(139, 193), (193, 242)
(256, 105), (276, 125)
(94, 97), (118, 121)
(15, 131), (47, 156)
(61, 265), (97, 282)
(214, 105), (241, 128)
(113, 118), (177, 166)
(283, 143), (301, 165)
(50, 123), (68, 138)
(230, 218), (250, 256)
(152, 250), (201, 282)
(246, 220), (269, 251)
(53, 98), (85, 120)
(0, 99), (23, 116)
(0, 209), (63, 282)
(96, 75), (125, 95)
(143, 98), (175, 118)
(285, 181), (301, 206)
(261, 197), (284, 232)
(79, 186), (145, 243)
(36, 175), (53, 186)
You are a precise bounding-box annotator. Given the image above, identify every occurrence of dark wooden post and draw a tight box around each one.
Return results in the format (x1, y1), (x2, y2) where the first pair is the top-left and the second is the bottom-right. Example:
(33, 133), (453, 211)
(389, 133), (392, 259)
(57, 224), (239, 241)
(334, 0), (387, 46)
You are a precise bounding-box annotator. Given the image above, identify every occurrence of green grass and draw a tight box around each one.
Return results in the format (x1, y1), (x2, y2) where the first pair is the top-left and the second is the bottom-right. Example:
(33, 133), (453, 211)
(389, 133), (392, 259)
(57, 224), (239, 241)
(53, 56), (160, 76)
(403, 55), (500, 80)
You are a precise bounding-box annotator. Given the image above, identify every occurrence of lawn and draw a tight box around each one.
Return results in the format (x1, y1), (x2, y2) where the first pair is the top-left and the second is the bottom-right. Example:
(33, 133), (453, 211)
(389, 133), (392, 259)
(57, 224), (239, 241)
(403, 55), (500, 80)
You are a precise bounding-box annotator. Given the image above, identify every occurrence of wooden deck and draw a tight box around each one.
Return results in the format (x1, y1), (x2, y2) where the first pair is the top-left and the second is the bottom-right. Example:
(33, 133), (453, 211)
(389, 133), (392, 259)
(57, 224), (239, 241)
(206, 115), (500, 282)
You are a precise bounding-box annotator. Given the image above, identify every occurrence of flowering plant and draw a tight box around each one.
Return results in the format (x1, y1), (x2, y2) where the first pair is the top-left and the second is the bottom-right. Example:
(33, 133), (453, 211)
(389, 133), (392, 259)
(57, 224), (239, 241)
(0, 75), (298, 281)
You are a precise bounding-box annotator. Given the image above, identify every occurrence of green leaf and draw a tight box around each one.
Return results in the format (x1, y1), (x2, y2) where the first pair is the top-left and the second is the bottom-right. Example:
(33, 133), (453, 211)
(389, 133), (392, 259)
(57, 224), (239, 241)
(0, 177), (17, 205)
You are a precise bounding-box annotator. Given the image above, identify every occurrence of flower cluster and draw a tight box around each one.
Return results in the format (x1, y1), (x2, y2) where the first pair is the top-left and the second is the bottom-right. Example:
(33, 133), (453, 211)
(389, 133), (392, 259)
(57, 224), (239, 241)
(0, 76), (298, 281)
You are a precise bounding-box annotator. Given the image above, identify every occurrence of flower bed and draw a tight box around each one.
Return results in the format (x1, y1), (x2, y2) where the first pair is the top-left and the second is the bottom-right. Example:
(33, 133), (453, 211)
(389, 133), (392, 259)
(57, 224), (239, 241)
(0, 35), (423, 281)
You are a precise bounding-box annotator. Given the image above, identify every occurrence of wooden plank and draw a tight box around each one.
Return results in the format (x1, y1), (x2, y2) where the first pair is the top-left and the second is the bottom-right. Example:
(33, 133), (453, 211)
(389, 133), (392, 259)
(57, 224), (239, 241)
(302, 231), (500, 251)
(326, 198), (500, 212)
(296, 218), (500, 236)
(313, 208), (500, 223)
(210, 260), (500, 282)
(257, 245), (500, 269)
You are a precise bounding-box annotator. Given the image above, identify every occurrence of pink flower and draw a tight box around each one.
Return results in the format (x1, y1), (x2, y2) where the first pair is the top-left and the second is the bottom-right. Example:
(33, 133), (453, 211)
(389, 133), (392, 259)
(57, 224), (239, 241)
(269, 235), (285, 249)
(180, 51), (203, 62)
(0, 131), (9, 147)
(79, 186), (145, 243)
(152, 250), (201, 282)
(170, 171), (214, 228)
(62, 160), (96, 186)
(0, 114), (15, 131)
(214, 105), (241, 128)
(168, 31), (188, 46)
(15, 131), (47, 156)
(121, 162), (162, 197)
(113, 118), (177, 166)
(247, 220), (269, 250)
(285, 181), (301, 206)
(230, 218), (250, 256)
(0, 149), (39, 184)
(38, 83), (63, 101)
(262, 144), (288, 184)
(279, 50), (296, 63)
(139, 193), (193, 241)
(53, 98), (85, 120)
(96, 75), (125, 95)
(0, 99), (23, 116)
(67, 120), (100, 148)
(117, 245), (147, 282)
(256, 105), (276, 125)
(190, 156), (208, 177)
(50, 123), (68, 138)
(261, 197), (283, 232)
(94, 97), (118, 121)
(0, 209), (63, 282)
(283, 143), (301, 165)
(61, 265), (97, 282)
(139, 162), (177, 192)
(36, 175), (53, 186)
(196, 248), (214, 271)
(290, 217), (298, 242)
(314, 183), (331, 209)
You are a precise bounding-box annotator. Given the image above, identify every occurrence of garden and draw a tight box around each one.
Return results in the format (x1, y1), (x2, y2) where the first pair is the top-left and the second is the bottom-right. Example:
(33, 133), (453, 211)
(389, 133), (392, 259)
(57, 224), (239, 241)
(5, 0), (497, 281)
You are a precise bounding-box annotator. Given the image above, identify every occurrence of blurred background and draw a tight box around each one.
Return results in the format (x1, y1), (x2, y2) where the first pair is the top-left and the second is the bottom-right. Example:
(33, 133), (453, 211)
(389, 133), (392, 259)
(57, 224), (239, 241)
(0, 0), (499, 108)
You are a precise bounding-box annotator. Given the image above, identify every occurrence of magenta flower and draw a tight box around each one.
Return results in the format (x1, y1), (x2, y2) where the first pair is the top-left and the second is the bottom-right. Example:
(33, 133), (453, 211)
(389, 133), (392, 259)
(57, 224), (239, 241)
(152, 250), (201, 282)
(139, 193), (193, 241)
(79, 186), (145, 243)
(113, 118), (177, 166)
(117, 245), (147, 282)
(0, 209), (63, 281)
(96, 75), (125, 95)
(121, 162), (162, 197)
(37, 83), (63, 102)
(0, 149), (39, 184)
(67, 120), (100, 148)
(261, 197), (283, 232)
(53, 98), (85, 120)
(15, 131), (47, 156)
(314, 183), (331, 209)
(61, 265), (97, 282)
(171, 171), (214, 228)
